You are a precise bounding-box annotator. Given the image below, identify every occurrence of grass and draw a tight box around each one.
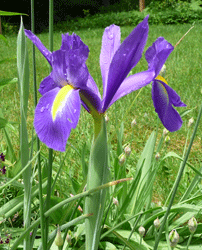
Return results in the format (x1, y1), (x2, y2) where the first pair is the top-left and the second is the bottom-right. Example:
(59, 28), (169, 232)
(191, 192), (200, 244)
(0, 22), (201, 204)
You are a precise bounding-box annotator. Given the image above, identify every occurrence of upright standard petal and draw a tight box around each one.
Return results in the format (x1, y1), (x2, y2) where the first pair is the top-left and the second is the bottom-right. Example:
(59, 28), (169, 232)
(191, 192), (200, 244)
(152, 76), (186, 132)
(103, 15), (149, 112)
(24, 30), (52, 66)
(34, 86), (81, 152)
(145, 37), (174, 77)
(61, 33), (89, 62)
(100, 24), (121, 101)
(108, 69), (155, 108)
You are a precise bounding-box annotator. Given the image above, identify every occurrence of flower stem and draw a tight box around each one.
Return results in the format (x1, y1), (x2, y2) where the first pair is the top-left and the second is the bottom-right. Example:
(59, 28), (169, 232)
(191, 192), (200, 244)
(85, 115), (109, 250)
(186, 233), (193, 250)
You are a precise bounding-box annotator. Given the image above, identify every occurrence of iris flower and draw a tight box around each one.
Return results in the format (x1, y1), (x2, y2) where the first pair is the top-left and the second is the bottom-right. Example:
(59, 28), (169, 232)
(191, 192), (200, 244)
(25, 15), (185, 152)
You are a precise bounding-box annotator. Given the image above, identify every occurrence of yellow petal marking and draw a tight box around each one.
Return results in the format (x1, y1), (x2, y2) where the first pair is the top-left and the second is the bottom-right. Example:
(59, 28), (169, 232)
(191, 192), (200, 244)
(155, 75), (168, 85)
(52, 85), (74, 121)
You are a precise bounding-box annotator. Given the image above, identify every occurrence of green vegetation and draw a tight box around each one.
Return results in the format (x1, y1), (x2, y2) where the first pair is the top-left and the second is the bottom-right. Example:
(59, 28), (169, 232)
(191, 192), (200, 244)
(0, 14), (201, 249)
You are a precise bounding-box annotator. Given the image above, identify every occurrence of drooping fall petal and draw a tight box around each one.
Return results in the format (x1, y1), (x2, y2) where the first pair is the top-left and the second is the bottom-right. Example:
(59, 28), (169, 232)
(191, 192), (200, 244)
(34, 86), (81, 152)
(152, 76), (186, 132)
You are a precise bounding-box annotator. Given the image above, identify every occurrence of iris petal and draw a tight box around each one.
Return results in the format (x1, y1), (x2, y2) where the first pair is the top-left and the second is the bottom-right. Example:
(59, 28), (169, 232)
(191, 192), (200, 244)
(103, 15), (149, 112)
(108, 70), (155, 108)
(34, 87), (81, 152)
(100, 24), (121, 101)
(24, 30), (52, 66)
(39, 74), (58, 96)
(61, 33), (89, 62)
(145, 37), (174, 77)
(152, 78), (186, 132)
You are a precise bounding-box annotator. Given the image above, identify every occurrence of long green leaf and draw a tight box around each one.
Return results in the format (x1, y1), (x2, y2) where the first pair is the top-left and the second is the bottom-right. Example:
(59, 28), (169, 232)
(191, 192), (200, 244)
(0, 10), (27, 16)
(17, 17), (31, 250)
(85, 116), (109, 250)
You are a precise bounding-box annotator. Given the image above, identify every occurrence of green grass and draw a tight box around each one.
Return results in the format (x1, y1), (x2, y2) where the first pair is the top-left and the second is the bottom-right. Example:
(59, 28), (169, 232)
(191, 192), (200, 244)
(0, 23), (201, 204)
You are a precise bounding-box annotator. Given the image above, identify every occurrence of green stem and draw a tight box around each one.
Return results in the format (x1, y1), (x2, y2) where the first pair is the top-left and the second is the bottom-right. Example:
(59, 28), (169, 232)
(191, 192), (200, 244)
(153, 102), (202, 250)
(30, 1), (46, 249)
(44, 0), (54, 247)
(85, 114), (109, 250)
(186, 233), (193, 250)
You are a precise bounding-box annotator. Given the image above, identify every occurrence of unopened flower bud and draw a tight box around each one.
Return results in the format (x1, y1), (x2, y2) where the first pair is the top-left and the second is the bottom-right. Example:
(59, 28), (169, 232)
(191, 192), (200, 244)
(118, 153), (126, 166)
(131, 118), (137, 127)
(55, 227), (63, 247)
(138, 226), (145, 237)
(188, 217), (197, 234)
(78, 205), (83, 213)
(188, 117), (194, 128)
(113, 197), (119, 206)
(165, 135), (170, 144)
(105, 114), (109, 123)
(163, 128), (169, 136)
(155, 152), (160, 160)
(159, 64), (166, 77)
(66, 230), (72, 245)
(154, 217), (160, 230)
(124, 145), (131, 157)
(169, 229), (179, 248)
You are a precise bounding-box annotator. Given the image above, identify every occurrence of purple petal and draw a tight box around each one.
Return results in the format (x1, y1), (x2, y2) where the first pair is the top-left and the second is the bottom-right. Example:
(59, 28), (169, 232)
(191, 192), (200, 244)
(51, 49), (89, 89)
(65, 51), (89, 89)
(145, 37), (174, 77)
(152, 78), (186, 132)
(39, 74), (59, 96)
(86, 73), (101, 99)
(51, 50), (67, 86)
(34, 87), (81, 152)
(103, 15), (149, 111)
(107, 69), (155, 109)
(79, 73), (102, 112)
(100, 24), (121, 101)
(24, 30), (52, 66)
(61, 33), (89, 62)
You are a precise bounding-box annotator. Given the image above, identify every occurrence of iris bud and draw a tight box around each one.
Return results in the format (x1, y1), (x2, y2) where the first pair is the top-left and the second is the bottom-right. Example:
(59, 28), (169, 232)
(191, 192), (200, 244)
(105, 114), (109, 123)
(131, 118), (137, 127)
(124, 145), (131, 157)
(138, 226), (145, 237)
(188, 217), (197, 234)
(155, 152), (160, 160)
(113, 197), (119, 206)
(55, 227), (63, 247)
(118, 153), (126, 166)
(163, 128), (169, 136)
(188, 117), (194, 128)
(154, 217), (160, 230)
(66, 230), (72, 245)
(165, 135), (170, 144)
(169, 229), (179, 248)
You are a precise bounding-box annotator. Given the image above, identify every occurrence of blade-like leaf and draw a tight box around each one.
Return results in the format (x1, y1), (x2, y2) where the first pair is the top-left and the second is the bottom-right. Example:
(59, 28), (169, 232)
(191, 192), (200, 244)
(0, 10), (27, 16)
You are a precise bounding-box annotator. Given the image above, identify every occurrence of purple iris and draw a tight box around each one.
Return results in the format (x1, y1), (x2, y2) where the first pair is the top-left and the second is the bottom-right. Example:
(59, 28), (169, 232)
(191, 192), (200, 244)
(25, 15), (185, 152)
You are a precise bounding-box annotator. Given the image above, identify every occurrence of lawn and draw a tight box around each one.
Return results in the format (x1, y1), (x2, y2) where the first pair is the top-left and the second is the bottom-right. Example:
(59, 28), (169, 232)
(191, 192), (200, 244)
(0, 20), (202, 249)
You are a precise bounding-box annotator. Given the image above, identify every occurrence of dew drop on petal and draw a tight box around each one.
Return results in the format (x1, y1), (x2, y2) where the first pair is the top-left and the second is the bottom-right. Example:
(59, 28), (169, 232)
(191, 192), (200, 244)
(73, 109), (76, 113)
(40, 107), (45, 112)
(68, 118), (73, 123)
